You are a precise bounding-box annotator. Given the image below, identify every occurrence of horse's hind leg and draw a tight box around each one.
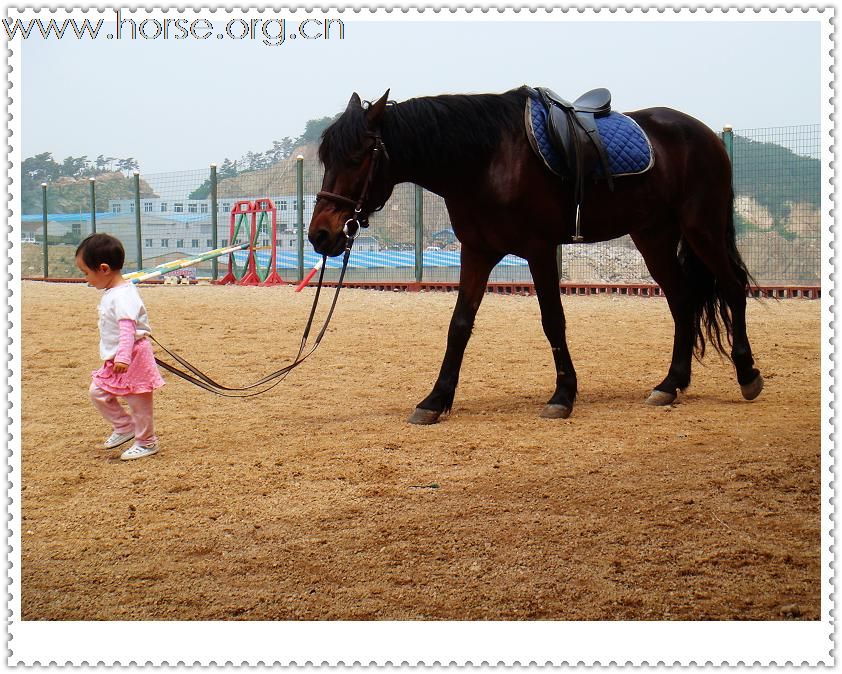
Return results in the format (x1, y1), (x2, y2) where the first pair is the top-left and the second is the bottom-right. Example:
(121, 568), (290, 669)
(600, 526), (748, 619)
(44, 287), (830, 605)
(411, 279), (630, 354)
(408, 246), (503, 425)
(631, 227), (695, 405)
(528, 250), (577, 418)
(681, 221), (763, 400)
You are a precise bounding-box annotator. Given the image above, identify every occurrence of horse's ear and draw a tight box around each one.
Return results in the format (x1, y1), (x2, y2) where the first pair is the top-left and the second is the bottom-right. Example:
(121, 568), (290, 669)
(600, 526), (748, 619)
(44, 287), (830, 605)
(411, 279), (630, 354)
(347, 92), (362, 110)
(365, 89), (390, 127)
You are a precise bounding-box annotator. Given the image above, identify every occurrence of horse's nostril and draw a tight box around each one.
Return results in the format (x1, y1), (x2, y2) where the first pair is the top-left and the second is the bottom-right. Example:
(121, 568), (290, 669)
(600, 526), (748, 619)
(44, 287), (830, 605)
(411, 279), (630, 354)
(310, 229), (329, 250)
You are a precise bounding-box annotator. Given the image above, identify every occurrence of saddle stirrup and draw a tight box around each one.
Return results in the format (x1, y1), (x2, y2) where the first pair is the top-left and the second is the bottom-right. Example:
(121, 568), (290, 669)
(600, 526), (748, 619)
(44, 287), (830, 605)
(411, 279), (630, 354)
(572, 204), (584, 242)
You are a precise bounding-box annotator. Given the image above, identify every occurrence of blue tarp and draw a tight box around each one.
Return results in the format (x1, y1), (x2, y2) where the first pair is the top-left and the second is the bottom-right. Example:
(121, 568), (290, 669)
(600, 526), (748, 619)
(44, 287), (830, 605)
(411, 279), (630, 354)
(244, 250), (528, 269)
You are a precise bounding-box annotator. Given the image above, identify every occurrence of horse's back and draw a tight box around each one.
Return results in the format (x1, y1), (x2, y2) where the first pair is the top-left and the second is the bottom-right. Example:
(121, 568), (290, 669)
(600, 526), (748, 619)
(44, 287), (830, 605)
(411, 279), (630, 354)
(627, 107), (728, 157)
(625, 107), (730, 187)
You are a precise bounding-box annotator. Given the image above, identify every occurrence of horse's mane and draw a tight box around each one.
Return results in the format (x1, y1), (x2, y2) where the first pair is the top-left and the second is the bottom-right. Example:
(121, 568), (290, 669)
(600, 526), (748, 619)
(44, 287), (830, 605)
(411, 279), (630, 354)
(319, 88), (528, 172)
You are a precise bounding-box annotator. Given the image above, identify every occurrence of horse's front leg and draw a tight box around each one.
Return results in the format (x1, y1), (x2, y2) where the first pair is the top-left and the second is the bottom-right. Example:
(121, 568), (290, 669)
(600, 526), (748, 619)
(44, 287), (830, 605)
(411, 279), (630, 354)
(408, 246), (502, 425)
(528, 250), (577, 418)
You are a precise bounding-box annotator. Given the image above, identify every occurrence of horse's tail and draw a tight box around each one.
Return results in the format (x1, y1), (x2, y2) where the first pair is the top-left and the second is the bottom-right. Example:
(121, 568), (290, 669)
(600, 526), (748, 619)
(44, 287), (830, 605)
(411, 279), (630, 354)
(678, 188), (755, 361)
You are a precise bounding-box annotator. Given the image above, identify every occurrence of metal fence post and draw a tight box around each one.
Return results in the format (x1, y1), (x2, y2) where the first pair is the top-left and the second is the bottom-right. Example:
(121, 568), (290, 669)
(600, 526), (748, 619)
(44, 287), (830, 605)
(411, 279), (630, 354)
(296, 155), (305, 282)
(133, 171), (142, 272)
(210, 164), (218, 280)
(41, 183), (48, 278)
(722, 125), (734, 163)
(414, 184), (424, 283)
(89, 178), (96, 234)
(722, 125), (737, 237)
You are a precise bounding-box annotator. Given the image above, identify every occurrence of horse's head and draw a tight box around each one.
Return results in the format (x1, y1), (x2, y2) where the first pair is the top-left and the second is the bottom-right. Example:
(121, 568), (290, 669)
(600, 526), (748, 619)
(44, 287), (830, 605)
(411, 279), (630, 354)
(309, 90), (394, 257)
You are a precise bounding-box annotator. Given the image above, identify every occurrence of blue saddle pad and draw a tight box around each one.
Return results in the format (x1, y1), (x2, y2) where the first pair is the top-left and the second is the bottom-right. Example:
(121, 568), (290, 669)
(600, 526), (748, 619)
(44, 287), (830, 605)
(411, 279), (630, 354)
(526, 95), (654, 178)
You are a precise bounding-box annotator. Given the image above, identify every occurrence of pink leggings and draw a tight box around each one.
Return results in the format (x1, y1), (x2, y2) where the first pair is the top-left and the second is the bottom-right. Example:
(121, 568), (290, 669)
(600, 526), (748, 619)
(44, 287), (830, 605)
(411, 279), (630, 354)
(89, 382), (157, 445)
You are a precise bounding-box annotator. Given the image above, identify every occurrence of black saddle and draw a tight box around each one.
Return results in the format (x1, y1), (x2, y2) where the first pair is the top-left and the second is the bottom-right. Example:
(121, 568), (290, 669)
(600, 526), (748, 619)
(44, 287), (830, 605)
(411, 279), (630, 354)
(534, 87), (615, 241)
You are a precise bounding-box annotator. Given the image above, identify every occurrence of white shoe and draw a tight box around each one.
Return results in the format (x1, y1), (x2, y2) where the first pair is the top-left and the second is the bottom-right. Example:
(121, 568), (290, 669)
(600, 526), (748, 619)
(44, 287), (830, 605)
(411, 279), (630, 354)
(103, 431), (134, 449)
(120, 442), (159, 461)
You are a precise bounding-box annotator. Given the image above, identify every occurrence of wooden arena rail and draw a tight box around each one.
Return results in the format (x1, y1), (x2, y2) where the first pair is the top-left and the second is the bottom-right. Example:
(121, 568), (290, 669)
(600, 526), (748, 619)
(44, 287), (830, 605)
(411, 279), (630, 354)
(287, 281), (822, 299)
(22, 277), (822, 299)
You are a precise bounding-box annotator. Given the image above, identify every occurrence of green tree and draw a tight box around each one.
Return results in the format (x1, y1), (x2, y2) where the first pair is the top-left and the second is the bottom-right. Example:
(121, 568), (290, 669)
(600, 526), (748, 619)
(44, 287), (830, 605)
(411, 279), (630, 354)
(297, 116), (337, 144)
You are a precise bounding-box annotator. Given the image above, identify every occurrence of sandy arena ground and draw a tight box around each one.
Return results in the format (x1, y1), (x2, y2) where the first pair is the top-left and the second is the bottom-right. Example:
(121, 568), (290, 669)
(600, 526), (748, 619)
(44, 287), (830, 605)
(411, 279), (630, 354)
(19, 280), (821, 620)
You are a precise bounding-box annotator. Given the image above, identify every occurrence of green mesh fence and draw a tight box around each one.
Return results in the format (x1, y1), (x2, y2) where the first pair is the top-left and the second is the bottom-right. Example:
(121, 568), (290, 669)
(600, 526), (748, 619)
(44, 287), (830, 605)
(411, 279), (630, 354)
(731, 125), (822, 285)
(26, 124), (822, 287)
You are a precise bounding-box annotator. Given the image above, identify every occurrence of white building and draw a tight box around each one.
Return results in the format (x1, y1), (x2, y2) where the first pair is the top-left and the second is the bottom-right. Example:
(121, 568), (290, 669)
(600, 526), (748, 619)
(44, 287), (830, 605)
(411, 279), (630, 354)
(106, 194), (329, 260)
(21, 193), (380, 271)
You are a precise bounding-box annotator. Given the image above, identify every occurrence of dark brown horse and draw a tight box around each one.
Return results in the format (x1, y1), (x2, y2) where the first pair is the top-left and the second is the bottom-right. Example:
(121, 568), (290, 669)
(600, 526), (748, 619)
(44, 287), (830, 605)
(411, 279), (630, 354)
(309, 87), (763, 424)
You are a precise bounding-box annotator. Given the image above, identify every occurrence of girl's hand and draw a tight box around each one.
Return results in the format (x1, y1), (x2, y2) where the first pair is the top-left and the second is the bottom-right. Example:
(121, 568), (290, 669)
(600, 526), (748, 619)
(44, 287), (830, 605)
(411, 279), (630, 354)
(113, 361), (129, 373)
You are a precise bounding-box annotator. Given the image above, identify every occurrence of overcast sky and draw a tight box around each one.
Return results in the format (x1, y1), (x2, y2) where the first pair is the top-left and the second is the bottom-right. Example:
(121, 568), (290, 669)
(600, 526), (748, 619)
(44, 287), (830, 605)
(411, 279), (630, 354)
(20, 12), (824, 174)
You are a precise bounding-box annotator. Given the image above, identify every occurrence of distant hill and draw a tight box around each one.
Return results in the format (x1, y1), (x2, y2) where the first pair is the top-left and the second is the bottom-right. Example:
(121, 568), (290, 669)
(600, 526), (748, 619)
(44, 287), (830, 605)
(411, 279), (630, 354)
(24, 131), (821, 253)
(22, 171), (156, 215)
(213, 143), (452, 248)
(731, 134), (820, 237)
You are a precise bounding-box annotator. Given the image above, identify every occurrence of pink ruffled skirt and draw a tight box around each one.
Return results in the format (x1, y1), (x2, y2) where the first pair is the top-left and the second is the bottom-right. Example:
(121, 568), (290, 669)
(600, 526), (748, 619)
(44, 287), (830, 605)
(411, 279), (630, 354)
(92, 337), (165, 396)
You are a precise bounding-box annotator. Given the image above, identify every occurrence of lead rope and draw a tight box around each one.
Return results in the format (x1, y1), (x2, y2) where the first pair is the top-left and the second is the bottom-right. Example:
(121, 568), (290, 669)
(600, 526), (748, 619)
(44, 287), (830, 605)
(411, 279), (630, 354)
(149, 242), (354, 398)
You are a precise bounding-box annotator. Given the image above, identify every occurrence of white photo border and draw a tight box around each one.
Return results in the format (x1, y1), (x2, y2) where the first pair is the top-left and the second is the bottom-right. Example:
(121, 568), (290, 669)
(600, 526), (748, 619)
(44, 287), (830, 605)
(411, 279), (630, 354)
(4, 4), (835, 666)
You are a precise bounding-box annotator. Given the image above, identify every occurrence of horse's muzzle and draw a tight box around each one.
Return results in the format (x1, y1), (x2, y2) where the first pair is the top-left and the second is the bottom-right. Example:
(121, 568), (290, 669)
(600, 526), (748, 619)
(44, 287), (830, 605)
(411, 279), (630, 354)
(309, 227), (347, 257)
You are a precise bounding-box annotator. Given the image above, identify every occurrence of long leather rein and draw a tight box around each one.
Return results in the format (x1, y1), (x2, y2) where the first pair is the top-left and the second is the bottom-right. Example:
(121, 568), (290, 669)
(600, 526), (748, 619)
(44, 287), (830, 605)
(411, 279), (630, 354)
(150, 243), (352, 398)
(151, 130), (388, 397)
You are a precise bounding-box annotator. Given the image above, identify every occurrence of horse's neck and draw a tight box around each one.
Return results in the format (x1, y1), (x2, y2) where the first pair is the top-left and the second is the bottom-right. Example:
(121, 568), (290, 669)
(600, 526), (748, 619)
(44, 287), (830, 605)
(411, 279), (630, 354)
(382, 99), (509, 198)
(381, 124), (449, 196)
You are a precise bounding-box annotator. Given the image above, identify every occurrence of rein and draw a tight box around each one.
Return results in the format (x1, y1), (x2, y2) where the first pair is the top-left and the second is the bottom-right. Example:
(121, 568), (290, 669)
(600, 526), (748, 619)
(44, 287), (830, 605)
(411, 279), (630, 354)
(153, 126), (386, 397)
(150, 241), (353, 398)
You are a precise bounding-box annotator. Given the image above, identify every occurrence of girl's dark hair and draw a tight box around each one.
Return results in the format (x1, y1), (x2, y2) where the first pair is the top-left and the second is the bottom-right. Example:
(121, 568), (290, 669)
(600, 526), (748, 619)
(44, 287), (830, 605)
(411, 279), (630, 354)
(75, 233), (125, 271)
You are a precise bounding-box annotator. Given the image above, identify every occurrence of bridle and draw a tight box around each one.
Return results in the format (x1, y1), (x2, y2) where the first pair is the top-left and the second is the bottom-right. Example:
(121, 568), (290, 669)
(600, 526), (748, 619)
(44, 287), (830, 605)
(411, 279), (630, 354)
(316, 131), (388, 241)
(149, 129), (390, 397)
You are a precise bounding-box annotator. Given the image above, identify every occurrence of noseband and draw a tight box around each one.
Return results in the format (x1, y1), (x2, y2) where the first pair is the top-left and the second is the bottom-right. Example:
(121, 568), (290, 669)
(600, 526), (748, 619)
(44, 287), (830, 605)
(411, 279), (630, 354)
(316, 132), (387, 241)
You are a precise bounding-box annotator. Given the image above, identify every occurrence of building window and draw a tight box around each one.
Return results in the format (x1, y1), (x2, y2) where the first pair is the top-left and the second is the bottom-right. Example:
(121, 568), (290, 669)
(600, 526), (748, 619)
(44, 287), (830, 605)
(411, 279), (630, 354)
(160, 202), (168, 212)
(161, 239), (169, 248)
(200, 203), (208, 214)
(207, 239), (213, 248)
(176, 239), (184, 248)
(144, 202), (153, 213)
(112, 204), (121, 214)
(279, 201), (287, 211)
(188, 203), (198, 214)
(129, 202), (134, 213)
(222, 239), (228, 247)
(174, 203), (184, 213)
(222, 203), (231, 213)
(144, 239), (153, 247)
(192, 239), (199, 248)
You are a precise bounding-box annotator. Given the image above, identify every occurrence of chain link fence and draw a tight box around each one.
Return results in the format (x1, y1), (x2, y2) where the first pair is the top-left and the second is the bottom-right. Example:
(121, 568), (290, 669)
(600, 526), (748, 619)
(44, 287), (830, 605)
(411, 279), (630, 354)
(22, 124), (822, 288)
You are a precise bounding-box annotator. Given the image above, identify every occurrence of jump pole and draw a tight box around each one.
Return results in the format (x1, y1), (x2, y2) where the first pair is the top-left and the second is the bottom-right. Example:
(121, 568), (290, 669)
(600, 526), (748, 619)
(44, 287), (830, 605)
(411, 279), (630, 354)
(123, 243), (250, 284)
(294, 258), (324, 292)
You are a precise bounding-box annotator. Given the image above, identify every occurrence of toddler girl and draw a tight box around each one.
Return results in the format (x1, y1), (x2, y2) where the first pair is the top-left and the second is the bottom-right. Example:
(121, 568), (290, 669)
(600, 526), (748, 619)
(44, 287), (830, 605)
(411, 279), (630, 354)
(75, 234), (165, 460)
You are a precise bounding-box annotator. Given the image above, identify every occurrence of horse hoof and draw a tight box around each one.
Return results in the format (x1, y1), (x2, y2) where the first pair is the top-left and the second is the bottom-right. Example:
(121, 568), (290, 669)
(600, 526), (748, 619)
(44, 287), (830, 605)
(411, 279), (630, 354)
(646, 389), (676, 406)
(540, 404), (572, 419)
(408, 408), (442, 425)
(741, 374), (764, 401)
